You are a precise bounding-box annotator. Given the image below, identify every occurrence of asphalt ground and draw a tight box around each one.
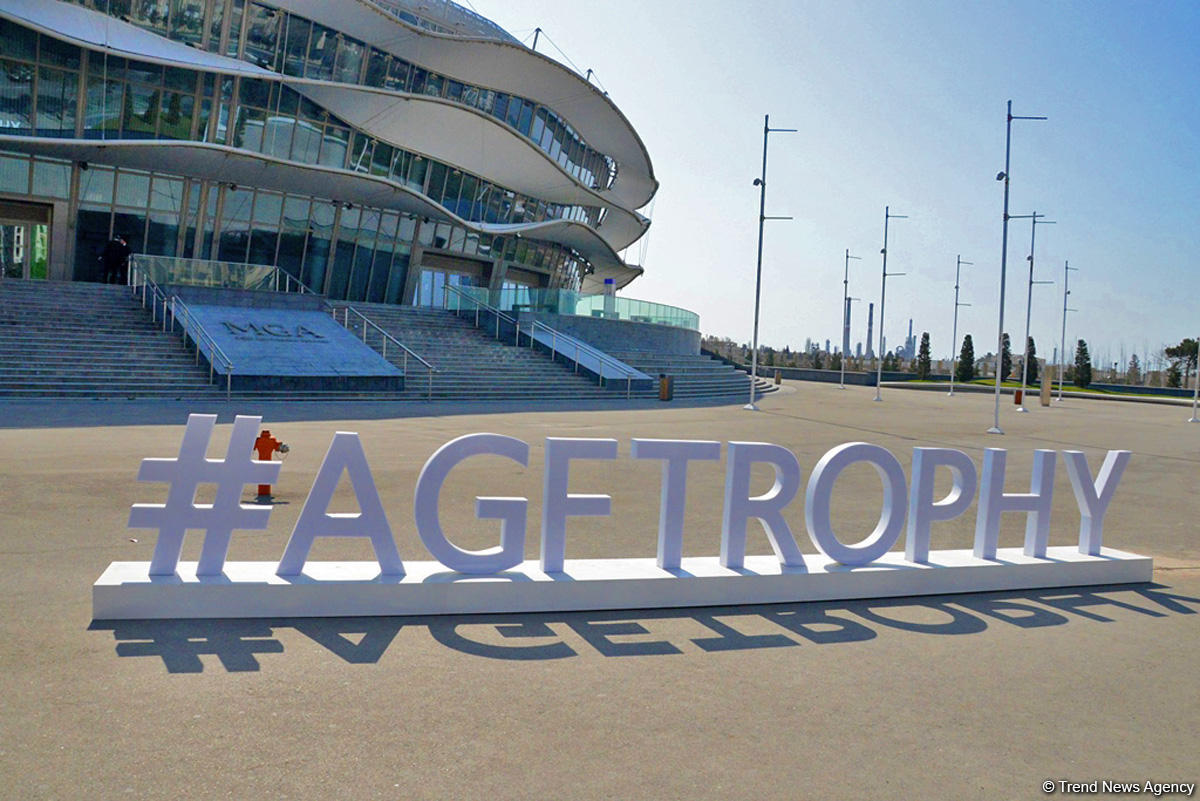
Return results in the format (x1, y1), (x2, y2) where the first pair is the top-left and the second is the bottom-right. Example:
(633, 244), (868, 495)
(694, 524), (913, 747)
(1, 382), (1197, 800)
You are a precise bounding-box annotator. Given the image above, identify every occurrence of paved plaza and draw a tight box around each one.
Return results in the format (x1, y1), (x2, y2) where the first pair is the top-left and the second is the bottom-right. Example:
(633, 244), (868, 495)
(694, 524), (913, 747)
(1, 382), (1197, 799)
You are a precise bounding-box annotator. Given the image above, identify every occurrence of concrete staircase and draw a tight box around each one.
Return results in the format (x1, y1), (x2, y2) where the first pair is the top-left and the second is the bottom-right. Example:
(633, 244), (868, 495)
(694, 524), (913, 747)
(0, 280), (775, 404)
(607, 351), (776, 400)
(329, 301), (639, 401)
(0, 280), (227, 399)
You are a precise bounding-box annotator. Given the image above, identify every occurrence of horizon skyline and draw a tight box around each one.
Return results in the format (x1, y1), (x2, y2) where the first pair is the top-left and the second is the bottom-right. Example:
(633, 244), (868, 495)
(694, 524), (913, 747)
(466, 0), (1199, 366)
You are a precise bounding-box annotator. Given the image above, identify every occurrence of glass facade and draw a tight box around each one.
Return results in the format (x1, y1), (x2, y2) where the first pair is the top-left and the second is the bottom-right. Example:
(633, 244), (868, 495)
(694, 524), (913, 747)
(65, 0), (617, 191)
(0, 6), (635, 298)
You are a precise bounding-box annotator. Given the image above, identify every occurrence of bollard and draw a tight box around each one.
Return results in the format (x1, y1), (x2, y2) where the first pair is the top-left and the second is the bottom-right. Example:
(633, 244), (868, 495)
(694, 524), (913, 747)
(1013, 389), (1023, 405)
(774, 369), (782, 385)
(658, 374), (674, 401)
(252, 429), (289, 503)
(1040, 360), (1051, 406)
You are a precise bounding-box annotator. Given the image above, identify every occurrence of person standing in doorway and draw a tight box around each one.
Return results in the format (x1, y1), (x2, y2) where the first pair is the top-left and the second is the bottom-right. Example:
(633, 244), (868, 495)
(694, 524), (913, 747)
(100, 235), (131, 284)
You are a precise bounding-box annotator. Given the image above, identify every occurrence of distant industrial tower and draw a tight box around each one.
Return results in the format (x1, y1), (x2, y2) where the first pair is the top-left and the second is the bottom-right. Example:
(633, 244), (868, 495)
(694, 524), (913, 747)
(842, 297), (852, 358)
(866, 303), (875, 359)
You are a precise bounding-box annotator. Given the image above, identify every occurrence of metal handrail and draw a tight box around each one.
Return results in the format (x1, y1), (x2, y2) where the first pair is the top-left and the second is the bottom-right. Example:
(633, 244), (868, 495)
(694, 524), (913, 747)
(129, 265), (233, 398)
(443, 284), (518, 332)
(442, 285), (640, 398)
(169, 296), (234, 400)
(129, 263), (171, 331)
(269, 266), (314, 294)
(332, 304), (436, 400)
(526, 318), (639, 399)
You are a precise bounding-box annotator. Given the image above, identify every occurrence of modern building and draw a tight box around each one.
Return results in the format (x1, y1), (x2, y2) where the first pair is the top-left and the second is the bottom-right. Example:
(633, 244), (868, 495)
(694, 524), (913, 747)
(0, 0), (655, 305)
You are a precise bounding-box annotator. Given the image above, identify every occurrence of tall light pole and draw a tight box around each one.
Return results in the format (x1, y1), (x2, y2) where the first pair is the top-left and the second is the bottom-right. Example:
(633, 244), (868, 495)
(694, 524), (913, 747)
(746, 113), (796, 411)
(1189, 347), (1200, 422)
(1057, 261), (1078, 401)
(840, 248), (862, 389)
(874, 206), (908, 402)
(948, 255), (973, 397)
(988, 100), (1047, 434)
(1012, 212), (1055, 412)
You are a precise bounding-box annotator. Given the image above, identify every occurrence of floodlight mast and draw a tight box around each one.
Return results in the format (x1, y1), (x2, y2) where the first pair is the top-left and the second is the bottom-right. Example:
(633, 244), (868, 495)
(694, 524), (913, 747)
(988, 100), (1047, 434)
(948, 255), (973, 397)
(1012, 212), (1055, 412)
(841, 248), (862, 389)
(874, 207), (907, 401)
(746, 113), (796, 411)
(1057, 260), (1078, 401)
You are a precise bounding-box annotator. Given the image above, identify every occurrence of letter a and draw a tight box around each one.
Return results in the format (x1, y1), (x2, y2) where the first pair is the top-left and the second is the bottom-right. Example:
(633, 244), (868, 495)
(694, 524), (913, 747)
(276, 432), (404, 576)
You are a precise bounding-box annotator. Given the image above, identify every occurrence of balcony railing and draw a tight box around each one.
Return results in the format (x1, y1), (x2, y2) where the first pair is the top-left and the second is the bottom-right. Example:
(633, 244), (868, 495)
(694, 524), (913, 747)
(129, 255), (312, 294)
(459, 287), (699, 330)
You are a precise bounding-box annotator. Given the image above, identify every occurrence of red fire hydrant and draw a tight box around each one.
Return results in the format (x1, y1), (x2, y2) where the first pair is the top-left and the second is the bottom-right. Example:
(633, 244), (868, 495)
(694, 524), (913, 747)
(252, 429), (289, 503)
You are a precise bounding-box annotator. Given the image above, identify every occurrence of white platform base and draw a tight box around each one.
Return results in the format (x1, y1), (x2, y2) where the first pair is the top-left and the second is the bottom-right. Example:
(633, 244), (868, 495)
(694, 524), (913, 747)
(92, 547), (1153, 620)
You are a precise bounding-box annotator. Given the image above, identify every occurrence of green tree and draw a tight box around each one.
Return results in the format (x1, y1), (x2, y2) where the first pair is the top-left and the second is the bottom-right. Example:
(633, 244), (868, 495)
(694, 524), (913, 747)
(1024, 336), (1039, 384)
(1001, 333), (1013, 380)
(164, 91), (183, 126)
(830, 352), (842, 371)
(1127, 354), (1141, 385)
(1165, 338), (1198, 387)
(916, 332), (932, 380)
(956, 334), (975, 382)
(1074, 339), (1093, 388)
(1167, 363), (1182, 388)
(810, 346), (824, 370)
(141, 89), (161, 127)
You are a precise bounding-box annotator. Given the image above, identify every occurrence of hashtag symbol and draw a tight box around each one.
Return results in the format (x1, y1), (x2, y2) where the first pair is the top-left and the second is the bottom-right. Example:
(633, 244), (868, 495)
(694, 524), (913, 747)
(129, 414), (281, 576)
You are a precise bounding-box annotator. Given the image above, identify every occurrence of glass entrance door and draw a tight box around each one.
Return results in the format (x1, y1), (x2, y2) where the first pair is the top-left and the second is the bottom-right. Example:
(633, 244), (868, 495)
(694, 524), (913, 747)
(415, 268), (478, 308)
(0, 221), (48, 279)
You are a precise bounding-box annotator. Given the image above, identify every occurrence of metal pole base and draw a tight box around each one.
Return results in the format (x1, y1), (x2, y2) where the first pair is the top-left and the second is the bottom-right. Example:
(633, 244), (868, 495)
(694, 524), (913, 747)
(743, 403), (760, 411)
(948, 391), (955, 397)
(1016, 407), (1028, 413)
(1188, 416), (1199, 423)
(986, 426), (1005, 435)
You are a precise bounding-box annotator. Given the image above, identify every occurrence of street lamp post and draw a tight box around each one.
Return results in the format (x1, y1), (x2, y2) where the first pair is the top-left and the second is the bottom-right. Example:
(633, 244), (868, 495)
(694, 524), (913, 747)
(746, 113), (796, 411)
(1189, 352), (1200, 422)
(988, 100), (1047, 435)
(874, 206), (908, 402)
(948, 255), (973, 397)
(840, 248), (862, 389)
(1012, 212), (1055, 412)
(1057, 260), (1078, 401)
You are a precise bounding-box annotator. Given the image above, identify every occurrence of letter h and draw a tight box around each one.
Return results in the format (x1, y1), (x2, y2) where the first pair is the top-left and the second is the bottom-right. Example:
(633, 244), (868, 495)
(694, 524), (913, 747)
(974, 449), (1056, 559)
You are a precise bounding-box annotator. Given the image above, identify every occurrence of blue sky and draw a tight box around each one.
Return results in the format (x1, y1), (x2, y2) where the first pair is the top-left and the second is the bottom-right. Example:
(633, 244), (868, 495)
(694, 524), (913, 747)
(468, 0), (1199, 367)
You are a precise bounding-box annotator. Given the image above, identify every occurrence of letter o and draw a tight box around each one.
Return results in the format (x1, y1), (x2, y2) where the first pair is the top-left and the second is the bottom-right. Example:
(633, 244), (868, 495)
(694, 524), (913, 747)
(805, 442), (908, 565)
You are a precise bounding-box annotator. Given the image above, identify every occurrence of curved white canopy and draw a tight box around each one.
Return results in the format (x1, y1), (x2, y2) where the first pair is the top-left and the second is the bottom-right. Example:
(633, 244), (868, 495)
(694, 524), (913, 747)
(295, 84), (649, 252)
(0, 135), (643, 290)
(0, 0), (274, 79)
(272, 0), (658, 210)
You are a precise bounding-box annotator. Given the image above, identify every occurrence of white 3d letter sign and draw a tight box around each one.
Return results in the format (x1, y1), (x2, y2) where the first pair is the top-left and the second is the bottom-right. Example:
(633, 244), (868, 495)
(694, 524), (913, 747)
(94, 414), (1151, 620)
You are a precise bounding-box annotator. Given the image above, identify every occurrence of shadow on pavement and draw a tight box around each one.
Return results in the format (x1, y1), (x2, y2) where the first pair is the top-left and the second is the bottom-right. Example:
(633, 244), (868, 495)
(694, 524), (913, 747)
(89, 582), (1199, 673)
